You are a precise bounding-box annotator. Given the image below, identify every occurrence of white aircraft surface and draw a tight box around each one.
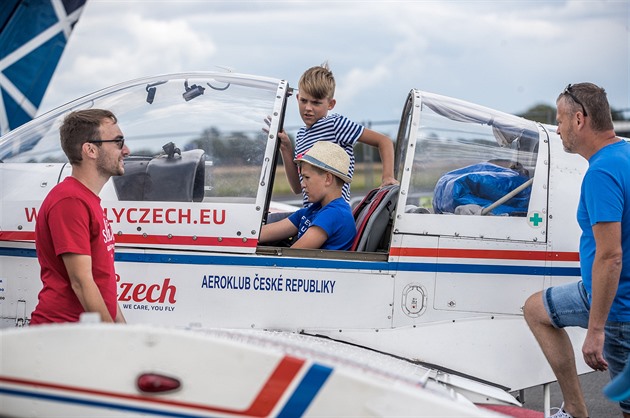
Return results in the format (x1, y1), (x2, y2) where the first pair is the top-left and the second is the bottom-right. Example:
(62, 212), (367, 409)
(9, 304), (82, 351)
(2, 322), (509, 417)
(0, 70), (595, 417)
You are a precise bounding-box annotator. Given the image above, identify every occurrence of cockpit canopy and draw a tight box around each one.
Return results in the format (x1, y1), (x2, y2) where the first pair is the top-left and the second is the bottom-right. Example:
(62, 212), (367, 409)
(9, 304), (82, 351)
(0, 72), (285, 201)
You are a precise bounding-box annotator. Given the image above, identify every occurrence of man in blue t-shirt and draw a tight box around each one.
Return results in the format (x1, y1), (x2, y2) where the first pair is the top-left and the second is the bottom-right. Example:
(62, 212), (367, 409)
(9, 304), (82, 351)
(524, 83), (630, 418)
(259, 141), (356, 251)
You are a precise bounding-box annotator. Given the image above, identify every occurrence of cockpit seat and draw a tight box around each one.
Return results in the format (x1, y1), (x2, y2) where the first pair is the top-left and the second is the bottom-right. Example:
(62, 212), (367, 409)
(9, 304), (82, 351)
(351, 184), (399, 252)
(113, 149), (205, 202)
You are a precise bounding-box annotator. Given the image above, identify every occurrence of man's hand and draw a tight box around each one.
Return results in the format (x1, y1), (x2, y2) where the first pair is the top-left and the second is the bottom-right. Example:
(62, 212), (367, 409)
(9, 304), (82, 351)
(583, 328), (608, 371)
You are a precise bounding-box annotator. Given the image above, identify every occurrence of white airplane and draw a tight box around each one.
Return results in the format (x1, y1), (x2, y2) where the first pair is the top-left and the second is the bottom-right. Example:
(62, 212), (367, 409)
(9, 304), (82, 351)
(0, 70), (595, 417)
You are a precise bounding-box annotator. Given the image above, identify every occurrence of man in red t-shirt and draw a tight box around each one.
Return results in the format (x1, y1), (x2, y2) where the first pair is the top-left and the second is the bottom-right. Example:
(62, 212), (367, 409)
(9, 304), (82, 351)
(30, 109), (130, 324)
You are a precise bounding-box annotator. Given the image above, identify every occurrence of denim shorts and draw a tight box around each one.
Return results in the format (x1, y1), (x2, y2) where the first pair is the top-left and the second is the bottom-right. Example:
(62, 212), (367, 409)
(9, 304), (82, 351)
(544, 281), (630, 412)
(543, 280), (590, 329)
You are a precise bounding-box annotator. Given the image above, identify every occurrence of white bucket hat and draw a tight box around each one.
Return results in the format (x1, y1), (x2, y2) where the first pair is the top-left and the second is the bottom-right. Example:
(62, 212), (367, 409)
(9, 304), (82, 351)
(295, 141), (352, 184)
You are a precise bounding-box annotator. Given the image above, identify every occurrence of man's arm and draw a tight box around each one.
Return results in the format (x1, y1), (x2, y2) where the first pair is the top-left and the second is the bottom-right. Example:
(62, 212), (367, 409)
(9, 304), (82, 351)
(357, 129), (398, 187)
(583, 221), (622, 371)
(62, 253), (115, 323)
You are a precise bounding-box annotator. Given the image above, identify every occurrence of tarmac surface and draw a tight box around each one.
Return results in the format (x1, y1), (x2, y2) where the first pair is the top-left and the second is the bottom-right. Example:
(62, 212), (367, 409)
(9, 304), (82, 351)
(518, 371), (620, 417)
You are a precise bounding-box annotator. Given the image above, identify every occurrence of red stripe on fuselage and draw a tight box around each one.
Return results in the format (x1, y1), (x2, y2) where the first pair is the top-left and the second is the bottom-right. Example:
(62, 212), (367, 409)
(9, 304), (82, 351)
(390, 247), (579, 261)
(0, 355), (304, 416)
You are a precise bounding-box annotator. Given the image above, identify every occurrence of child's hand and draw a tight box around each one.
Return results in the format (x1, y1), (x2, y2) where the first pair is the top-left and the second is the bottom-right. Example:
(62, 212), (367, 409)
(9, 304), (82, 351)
(380, 176), (399, 187)
(278, 131), (292, 152)
(262, 115), (273, 134)
(263, 116), (291, 151)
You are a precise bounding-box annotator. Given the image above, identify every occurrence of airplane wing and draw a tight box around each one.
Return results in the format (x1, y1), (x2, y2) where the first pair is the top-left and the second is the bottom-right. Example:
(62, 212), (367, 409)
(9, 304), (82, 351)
(0, 0), (86, 135)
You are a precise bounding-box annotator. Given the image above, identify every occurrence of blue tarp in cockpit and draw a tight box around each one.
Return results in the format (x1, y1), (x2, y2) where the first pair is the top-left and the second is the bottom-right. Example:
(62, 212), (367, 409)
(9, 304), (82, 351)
(433, 162), (531, 215)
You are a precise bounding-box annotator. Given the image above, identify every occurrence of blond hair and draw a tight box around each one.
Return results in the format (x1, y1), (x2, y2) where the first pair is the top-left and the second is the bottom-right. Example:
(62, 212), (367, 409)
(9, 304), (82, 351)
(298, 61), (335, 100)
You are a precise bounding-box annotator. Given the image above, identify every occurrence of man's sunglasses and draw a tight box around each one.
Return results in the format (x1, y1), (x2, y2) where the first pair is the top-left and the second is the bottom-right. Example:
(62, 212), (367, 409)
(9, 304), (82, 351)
(88, 137), (125, 149)
(563, 84), (588, 117)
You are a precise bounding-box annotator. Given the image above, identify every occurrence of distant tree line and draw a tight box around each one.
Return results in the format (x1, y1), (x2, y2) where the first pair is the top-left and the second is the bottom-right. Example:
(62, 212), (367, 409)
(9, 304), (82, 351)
(518, 104), (630, 125)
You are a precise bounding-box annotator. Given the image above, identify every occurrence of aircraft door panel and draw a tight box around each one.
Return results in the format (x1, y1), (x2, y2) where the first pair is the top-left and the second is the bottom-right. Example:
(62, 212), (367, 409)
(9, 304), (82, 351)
(389, 234), (547, 320)
(433, 237), (547, 315)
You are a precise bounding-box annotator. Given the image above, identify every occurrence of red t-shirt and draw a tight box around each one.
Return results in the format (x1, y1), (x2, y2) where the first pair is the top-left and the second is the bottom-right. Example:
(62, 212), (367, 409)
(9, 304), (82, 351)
(30, 177), (118, 324)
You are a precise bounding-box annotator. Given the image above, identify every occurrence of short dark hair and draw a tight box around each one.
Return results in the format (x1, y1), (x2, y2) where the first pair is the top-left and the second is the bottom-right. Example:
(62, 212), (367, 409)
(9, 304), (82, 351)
(60, 109), (117, 165)
(557, 83), (614, 132)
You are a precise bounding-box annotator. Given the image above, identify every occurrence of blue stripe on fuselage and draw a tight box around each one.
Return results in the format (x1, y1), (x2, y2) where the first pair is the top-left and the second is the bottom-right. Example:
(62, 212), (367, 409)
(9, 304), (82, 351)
(0, 246), (580, 277)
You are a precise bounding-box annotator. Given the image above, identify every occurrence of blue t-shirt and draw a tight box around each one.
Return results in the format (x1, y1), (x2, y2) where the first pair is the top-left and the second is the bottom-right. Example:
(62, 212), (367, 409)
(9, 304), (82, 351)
(295, 114), (364, 205)
(577, 140), (630, 321)
(288, 197), (356, 250)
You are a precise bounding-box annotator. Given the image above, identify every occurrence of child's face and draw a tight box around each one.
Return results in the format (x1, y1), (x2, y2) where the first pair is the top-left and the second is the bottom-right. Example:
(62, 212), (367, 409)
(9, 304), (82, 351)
(300, 163), (328, 203)
(297, 92), (335, 128)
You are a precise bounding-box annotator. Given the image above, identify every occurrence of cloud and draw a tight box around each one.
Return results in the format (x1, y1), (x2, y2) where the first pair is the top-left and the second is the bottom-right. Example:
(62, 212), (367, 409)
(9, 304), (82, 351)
(43, 7), (216, 111)
(39, 0), (628, 122)
(337, 65), (391, 103)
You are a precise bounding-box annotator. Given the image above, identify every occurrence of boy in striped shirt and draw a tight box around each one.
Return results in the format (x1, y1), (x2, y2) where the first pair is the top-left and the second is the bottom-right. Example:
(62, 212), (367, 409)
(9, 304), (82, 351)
(278, 62), (398, 206)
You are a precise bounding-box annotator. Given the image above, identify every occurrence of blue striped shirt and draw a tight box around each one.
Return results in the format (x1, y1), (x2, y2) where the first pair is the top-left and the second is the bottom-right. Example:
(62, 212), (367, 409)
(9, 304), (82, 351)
(295, 113), (364, 205)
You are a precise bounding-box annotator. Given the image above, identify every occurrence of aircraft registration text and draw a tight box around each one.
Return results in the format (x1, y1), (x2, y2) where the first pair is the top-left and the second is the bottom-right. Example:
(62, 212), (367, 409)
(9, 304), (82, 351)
(201, 274), (337, 294)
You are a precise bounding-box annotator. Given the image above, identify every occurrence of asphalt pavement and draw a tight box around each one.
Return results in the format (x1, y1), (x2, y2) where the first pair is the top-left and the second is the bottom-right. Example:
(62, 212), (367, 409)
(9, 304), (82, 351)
(518, 371), (620, 417)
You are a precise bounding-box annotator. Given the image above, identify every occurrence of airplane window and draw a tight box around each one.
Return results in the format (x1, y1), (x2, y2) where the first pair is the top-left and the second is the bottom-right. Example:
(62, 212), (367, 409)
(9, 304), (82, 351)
(406, 95), (539, 217)
(0, 75), (277, 203)
(0, 116), (63, 163)
(106, 77), (274, 203)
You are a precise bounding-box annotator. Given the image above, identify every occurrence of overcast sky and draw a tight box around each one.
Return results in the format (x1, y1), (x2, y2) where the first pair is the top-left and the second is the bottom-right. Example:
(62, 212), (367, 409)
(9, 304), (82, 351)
(40, 0), (629, 129)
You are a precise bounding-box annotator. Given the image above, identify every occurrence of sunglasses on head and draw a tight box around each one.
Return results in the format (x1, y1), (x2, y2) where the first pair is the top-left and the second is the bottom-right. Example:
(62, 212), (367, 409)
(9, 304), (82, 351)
(563, 84), (588, 117)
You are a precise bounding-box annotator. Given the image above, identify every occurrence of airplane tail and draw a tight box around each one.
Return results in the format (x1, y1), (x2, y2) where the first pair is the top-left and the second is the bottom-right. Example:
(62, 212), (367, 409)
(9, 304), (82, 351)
(0, 0), (86, 135)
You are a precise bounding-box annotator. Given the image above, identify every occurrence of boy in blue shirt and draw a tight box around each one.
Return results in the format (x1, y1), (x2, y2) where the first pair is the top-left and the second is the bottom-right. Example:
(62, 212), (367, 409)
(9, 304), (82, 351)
(278, 62), (398, 206)
(260, 141), (356, 250)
